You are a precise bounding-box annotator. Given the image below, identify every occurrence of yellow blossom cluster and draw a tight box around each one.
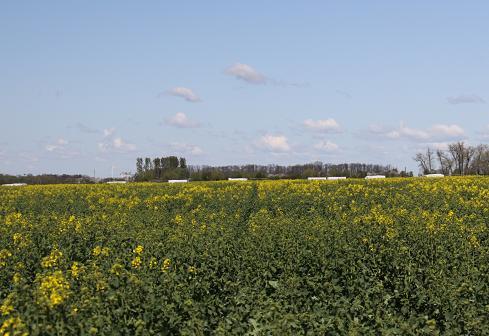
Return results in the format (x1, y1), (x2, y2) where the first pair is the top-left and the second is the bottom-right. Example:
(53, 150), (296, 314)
(37, 271), (71, 308)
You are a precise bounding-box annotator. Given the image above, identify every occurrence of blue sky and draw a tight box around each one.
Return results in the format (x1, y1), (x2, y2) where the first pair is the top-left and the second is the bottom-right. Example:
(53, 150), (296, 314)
(1, 1), (489, 176)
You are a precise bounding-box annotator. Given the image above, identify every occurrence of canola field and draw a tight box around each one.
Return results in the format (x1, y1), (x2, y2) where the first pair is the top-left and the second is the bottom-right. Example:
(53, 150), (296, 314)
(0, 177), (488, 335)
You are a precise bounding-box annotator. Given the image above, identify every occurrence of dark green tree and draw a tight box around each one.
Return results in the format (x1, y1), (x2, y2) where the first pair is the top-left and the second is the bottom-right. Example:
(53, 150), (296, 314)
(136, 158), (143, 176)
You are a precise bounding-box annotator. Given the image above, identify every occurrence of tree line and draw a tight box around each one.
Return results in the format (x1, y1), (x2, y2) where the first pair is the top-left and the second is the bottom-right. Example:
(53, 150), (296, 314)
(0, 158), (412, 185)
(134, 156), (189, 181)
(0, 174), (94, 185)
(414, 141), (489, 175)
(188, 162), (411, 180)
(134, 157), (412, 181)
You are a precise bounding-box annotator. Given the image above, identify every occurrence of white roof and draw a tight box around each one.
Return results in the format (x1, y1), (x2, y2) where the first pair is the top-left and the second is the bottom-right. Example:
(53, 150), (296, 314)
(168, 179), (188, 183)
(365, 175), (386, 179)
(327, 176), (347, 180)
(228, 178), (248, 181)
(307, 177), (327, 180)
(106, 181), (127, 184)
(2, 183), (27, 187)
(424, 174), (444, 178)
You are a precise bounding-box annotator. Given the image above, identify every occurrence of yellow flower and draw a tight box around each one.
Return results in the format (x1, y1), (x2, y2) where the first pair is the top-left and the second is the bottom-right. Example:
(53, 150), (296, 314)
(12, 273), (21, 285)
(41, 248), (63, 268)
(133, 245), (144, 255)
(469, 235), (480, 248)
(0, 249), (12, 268)
(162, 258), (171, 272)
(37, 271), (70, 308)
(0, 293), (14, 316)
(149, 257), (157, 269)
(92, 246), (102, 256)
(0, 316), (28, 336)
(92, 246), (110, 257)
(70, 262), (82, 279)
(12, 233), (30, 249)
(188, 266), (196, 274)
(174, 214), (183, 224)
(131, 256), (142, 268)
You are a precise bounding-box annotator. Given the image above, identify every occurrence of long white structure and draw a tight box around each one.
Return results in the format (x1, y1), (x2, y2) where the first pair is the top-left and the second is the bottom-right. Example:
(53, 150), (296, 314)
(228, 178), (248, 181)
(424, 174), (444, 178)
(2, 183), (27, 187)
(168, 179), (188, 183)
(106, 181), (127, 184)
(307, 177), (327, 180)
(365, 175), (386, 179)
(327, 176), (347, 180)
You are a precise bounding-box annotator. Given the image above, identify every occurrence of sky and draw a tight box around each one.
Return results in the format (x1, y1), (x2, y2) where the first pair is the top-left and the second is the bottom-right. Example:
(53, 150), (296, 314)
(1, 1), (489, 177)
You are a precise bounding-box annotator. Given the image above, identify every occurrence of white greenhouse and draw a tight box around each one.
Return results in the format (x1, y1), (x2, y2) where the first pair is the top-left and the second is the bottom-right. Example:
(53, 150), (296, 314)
(168, 179), (188, 183)
(424, 174), (444, 178)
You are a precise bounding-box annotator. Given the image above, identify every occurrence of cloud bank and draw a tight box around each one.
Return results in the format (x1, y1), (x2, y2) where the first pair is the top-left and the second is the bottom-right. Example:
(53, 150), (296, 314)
(167, 87), (201, 102)
(225, 63), (267, 84)
(165, 112), (199, 128)
(447, 94), (485, 105)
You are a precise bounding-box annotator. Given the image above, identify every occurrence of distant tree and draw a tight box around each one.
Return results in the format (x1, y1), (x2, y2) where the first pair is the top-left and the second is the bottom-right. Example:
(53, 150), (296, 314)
(471, 145), (489, 175)
(414, 148), (435, 174)
(136, 158), (143, 176)
(436, 149), (453, 175)
(448, 142), (474, 175)
(153, 158), (161, 179)
(168, 156), (179, 169)
(179, 157), (187, 169)
(144, 158), (152, 172)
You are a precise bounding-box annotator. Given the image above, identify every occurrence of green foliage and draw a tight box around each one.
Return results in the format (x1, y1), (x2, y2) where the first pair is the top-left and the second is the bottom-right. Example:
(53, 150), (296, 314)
(135, 156), (189, 182)
(0, 177), (488, 334)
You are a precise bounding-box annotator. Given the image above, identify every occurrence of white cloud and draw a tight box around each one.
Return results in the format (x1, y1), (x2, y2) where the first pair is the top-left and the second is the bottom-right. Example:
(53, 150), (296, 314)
(426, 142), (451, 151)
(165, 112), (199, 128)
(98, 138), (136, 153)
(225, 63), (267, 84)
(98, 128), (136, 153)
(431, 124), (464, 137)
(257, 135), (290, 152)
(314, 140), (339, 152)
(44, 138), (80, 159)
(303, 119), (340, 132)
(168, 87), (200, 102)
(45, 138), (68, 152)
(113, 137), (136, 151)
(369, 122), (464, 142)
(170, 142), (203, 155)
(447, 94), (485, 105)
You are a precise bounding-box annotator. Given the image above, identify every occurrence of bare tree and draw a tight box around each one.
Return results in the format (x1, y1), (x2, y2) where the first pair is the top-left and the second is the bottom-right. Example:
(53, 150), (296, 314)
(414, 148), (435, 174)
(436, 149), (453, 175)
(426, 148), (435, 173)
(416, 142), (489, 176)
(470, 144), (489, 175)
(464, 145), (476, 175)
(449, 142), (465, 175)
